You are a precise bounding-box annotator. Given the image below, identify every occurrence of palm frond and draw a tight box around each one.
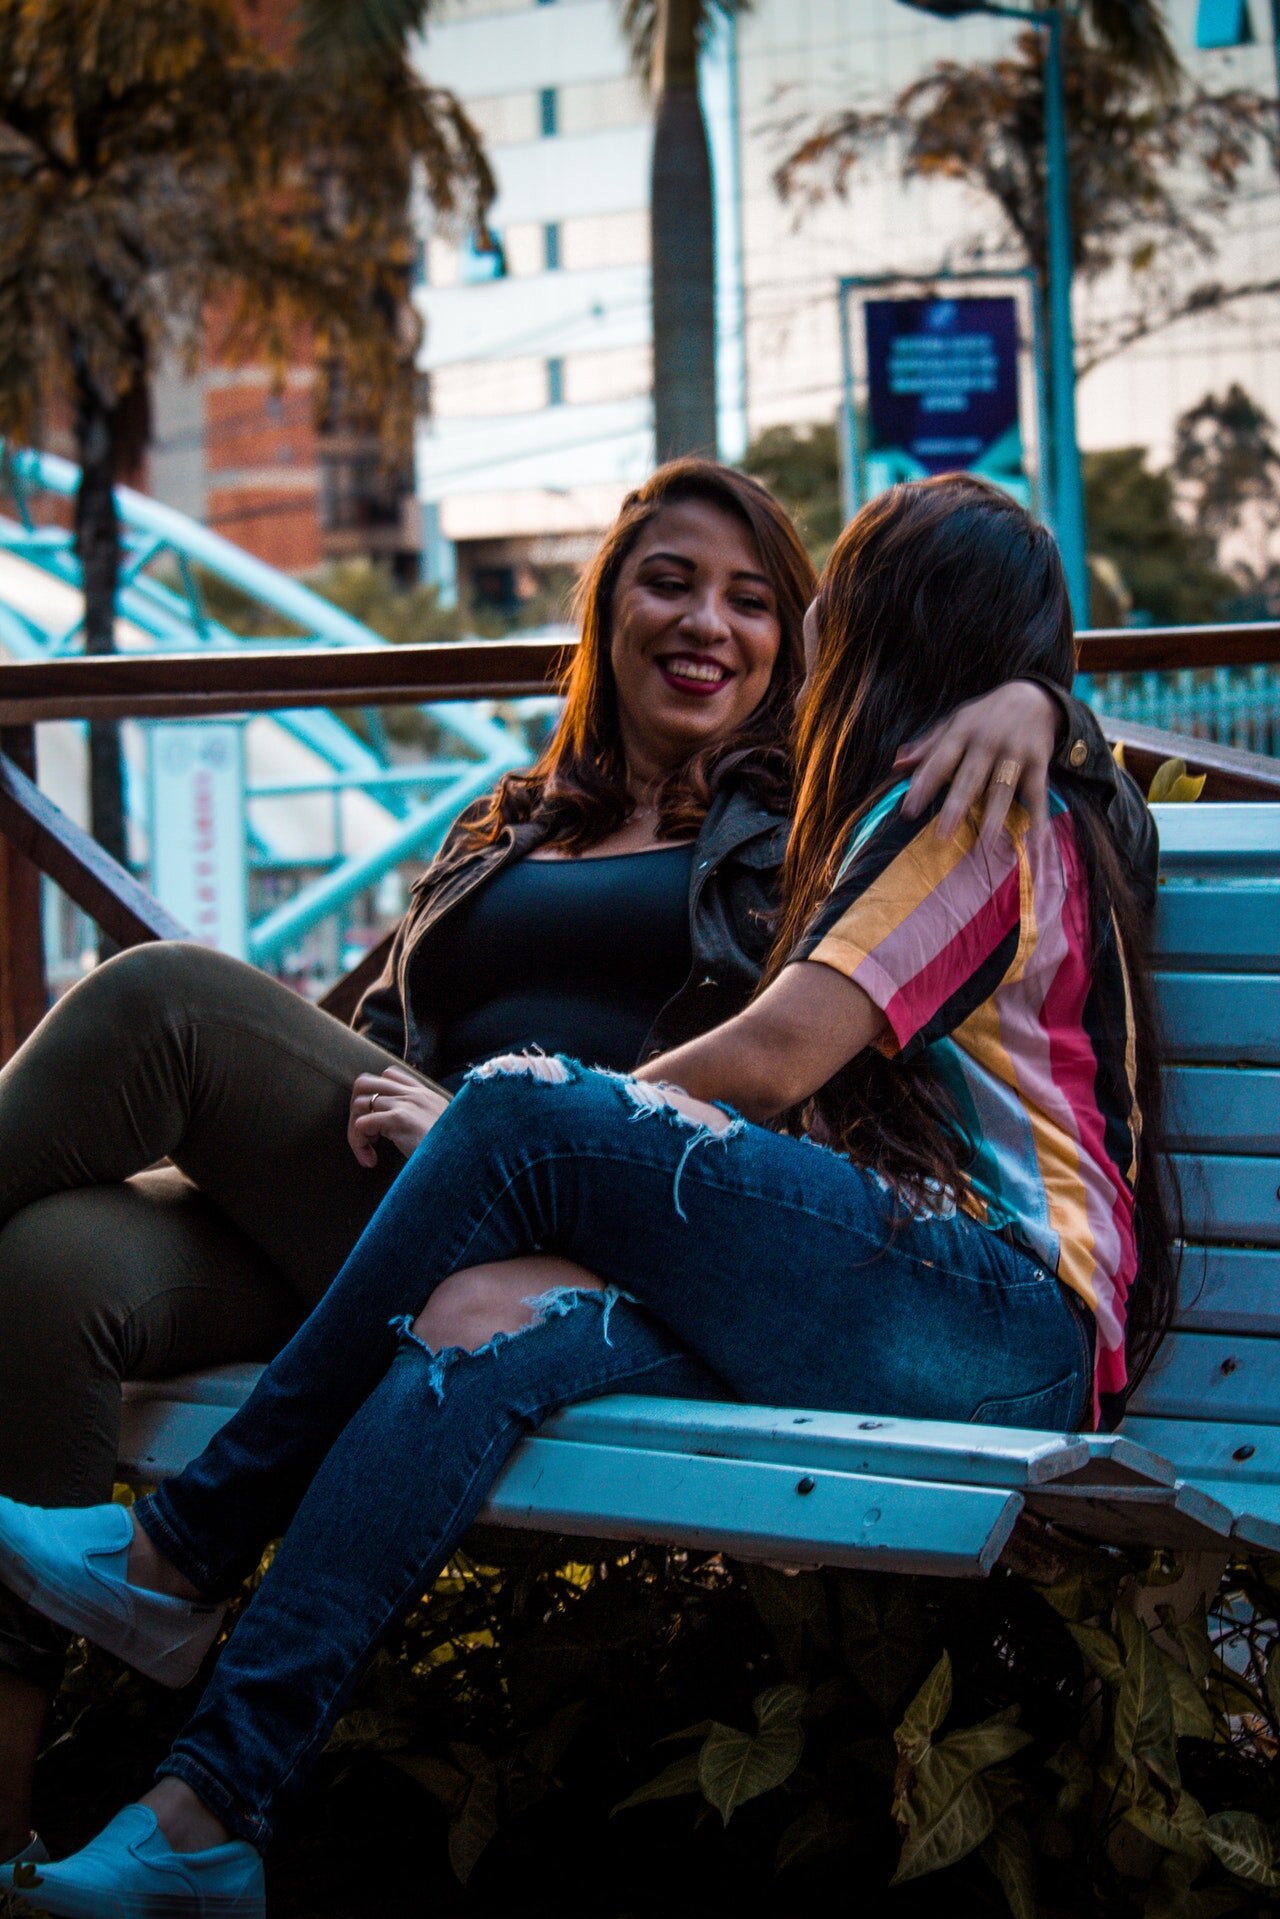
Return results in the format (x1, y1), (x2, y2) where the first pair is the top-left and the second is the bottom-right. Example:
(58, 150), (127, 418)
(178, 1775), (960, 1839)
(620, 0), (751, 89)
(1079, 0), (1182, 98)
(295, 0), (435, 66)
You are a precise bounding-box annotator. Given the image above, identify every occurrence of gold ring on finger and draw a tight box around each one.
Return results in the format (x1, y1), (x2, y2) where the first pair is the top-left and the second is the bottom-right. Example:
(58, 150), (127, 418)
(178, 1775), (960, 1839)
(992, 758), (1023, 790)
(369, 1092), (381, 1111)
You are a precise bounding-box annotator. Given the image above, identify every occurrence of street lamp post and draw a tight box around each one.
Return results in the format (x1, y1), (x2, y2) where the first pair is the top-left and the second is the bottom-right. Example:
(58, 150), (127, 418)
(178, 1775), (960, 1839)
(896, 0), (1091, 625)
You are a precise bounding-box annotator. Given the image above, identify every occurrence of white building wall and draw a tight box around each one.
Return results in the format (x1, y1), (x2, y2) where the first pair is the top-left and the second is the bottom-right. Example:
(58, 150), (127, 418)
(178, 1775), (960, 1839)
(413, 0), (1280, 578)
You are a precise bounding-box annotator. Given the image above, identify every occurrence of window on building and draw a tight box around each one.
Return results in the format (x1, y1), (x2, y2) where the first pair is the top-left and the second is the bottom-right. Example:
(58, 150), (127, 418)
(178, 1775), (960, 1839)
(547, 358), (564, 407)
(544, 223), (561, 271)
(539, 87), (558, 137)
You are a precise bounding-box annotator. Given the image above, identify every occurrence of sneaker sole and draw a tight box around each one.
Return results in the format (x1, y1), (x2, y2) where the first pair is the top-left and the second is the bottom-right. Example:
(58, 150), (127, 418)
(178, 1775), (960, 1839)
(6, 1878), (265, 1918)
(0, 1532), (220, 1691)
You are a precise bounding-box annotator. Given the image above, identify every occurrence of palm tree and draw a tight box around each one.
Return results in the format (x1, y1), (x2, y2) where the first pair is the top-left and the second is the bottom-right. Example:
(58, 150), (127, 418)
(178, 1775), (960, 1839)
(623, 0), (733, 460)
(0, 1), (490, 875)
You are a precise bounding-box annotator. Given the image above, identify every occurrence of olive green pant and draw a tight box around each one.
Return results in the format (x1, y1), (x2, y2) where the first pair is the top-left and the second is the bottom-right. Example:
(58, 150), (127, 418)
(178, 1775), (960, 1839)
(0, 941), (425, 1687)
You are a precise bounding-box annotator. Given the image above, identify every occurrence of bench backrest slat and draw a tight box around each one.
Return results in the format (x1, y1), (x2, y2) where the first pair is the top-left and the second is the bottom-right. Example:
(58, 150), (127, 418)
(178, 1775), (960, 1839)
(1164, 1066), (1280, 1154)
(1173, 1245), (1280, 1335)
(1127, 1329), (1280, 1424)
(1155, 974), (1280, 1064)
(1171, 1154), (1280, 1246)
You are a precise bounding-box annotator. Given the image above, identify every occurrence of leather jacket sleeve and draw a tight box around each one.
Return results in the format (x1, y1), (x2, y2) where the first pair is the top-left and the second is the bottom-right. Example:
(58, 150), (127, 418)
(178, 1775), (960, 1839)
(349, 803), (486, 1057)
(1032, 678), (1118, 800)
(350, 914), (412, 1058)
(1030, 677), (1158, 916)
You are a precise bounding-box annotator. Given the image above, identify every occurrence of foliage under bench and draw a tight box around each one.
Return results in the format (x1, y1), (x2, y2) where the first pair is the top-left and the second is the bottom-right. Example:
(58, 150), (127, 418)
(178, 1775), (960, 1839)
(119, 803), (1280, 1578)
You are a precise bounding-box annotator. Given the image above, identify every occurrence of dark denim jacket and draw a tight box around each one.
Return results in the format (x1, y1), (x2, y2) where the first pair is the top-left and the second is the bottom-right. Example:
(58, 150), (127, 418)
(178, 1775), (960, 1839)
(353, 688), (1154, 1075)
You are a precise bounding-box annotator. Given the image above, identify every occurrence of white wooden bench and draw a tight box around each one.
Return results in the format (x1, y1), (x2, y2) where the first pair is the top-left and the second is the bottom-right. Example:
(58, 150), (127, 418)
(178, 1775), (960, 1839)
(119, 803), (1280, 1579)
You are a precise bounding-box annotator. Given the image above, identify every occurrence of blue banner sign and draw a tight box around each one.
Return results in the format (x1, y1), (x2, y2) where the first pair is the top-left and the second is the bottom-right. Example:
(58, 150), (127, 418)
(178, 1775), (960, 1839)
(863, 296), (1028, 504)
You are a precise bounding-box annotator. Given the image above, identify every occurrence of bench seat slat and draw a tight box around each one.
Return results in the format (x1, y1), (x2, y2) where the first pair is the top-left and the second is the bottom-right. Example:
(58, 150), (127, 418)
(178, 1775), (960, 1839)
(1024, 1484), (1234, 1552)
(543, 1397), (1092, 1488)
(1155, 974), (1280, 1065)
(1173, 1154), (1280, 1245)
(482, 1438), (1024, 1576)
(1165, 1068), (1280, 1155)
(1185, 1481), (1280, 1553)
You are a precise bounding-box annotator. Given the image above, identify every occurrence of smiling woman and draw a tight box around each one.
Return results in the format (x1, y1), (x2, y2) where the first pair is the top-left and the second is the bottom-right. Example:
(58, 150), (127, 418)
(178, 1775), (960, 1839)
(610, 497), (782, 777)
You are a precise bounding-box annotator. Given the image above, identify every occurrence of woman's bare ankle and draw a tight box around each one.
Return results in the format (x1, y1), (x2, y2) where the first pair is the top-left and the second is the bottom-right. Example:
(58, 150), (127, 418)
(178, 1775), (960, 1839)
(127, 1515), (206, 1603)
(140, 1779), (233, 1854)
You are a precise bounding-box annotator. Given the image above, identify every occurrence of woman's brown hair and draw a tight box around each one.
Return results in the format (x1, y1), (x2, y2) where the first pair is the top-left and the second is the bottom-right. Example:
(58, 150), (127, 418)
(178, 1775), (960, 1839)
(768, 473), (1176, 1399)
(458, 459), (816, 853)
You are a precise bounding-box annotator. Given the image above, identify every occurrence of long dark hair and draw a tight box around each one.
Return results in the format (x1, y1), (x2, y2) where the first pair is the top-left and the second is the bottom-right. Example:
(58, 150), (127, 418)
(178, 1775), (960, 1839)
(768, 473), (1176, 1394)
(458, 460), (816, 853)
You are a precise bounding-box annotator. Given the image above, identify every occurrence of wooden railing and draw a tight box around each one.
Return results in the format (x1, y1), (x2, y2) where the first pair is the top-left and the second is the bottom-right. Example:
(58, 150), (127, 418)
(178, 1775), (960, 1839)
(1, 627), (1278, 1061)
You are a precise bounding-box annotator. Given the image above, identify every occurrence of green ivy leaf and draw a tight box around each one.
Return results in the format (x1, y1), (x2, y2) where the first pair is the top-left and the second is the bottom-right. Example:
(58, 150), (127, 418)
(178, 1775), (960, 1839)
(1160, 1597), (1214, 1691)
(1265, 1645), (1280, 1728)
(774, 1800), (837, 1875)
(1047, 1739), (1093, 1816)
(894, 1651), (953, 1764)
(931, 1713), (1033, 1780)
(1040, 1562), (1118, 1622)
(839, 1577), (931, 1718)
(523, 1698), (591, 1778)
(1115, 1608), (1180, 1795)
(1123, 1784), (1209, 1862)
(387, 1752), (469, 1810)
(1156, 1648), (1216, 1743)
(612, 1750), (703, 1816)
(1144, 1852), (1244, 1919)
(746, 1564), (830, 1673)
(1203, 1811), (1280, 1888)
(448, 1760), (498, 1886)
(697, 1685), (806, 1826)
(894, 1772), (1000, 1884)
(893, 1713), (1032, 1884)
(980, 1808), (1038, 1919)
(324, 1706), (408, 1751)
(1069, 1622), (1126, 1688)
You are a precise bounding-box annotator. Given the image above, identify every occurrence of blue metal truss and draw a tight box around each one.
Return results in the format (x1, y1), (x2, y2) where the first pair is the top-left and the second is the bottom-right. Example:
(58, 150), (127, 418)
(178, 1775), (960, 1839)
(0, 445), (535, 966)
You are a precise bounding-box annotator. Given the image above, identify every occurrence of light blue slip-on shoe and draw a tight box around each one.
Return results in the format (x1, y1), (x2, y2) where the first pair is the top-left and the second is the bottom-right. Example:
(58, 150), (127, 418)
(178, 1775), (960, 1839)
(0, 1495), (224, 1688)
(1, 1833), (49, 1868)
(0, 1805), (265, 1917)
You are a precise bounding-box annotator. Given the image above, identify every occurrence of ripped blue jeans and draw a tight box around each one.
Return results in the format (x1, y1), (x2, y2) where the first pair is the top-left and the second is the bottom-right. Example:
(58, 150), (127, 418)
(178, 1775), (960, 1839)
(139, 1059), (1091, 1847)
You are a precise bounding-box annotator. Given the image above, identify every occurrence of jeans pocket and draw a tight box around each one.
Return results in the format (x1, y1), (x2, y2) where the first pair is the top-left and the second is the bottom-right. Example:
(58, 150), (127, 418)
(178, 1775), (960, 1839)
(970, 1372), (1082, 1432)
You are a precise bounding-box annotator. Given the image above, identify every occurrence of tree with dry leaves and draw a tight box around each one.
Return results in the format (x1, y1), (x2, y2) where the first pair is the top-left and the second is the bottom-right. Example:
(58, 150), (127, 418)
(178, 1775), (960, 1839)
(0, 0), (491, 865)
(775, 7), (1278, 387)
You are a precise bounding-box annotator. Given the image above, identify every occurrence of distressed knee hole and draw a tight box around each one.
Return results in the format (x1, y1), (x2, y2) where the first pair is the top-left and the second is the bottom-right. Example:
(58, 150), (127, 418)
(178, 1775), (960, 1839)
(607, 1075), (745, 1222)
(395, 1279), (628, 1403)
(619, 1078), (735, 1137)
(467, 1051), (572, 1085)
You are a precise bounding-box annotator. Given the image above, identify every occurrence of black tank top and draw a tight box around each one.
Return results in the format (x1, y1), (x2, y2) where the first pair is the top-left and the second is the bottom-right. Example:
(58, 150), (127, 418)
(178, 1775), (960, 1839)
(426, 843), (697, 1089)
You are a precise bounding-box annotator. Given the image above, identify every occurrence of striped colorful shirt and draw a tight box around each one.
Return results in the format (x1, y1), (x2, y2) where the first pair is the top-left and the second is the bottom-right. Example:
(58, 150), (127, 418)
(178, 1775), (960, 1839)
(794, 782), (1142, 1418)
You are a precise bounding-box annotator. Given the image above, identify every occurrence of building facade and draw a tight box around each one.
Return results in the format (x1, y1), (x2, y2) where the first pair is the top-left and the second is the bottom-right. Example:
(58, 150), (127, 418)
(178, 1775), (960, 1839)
(413, 0), (1280, 602)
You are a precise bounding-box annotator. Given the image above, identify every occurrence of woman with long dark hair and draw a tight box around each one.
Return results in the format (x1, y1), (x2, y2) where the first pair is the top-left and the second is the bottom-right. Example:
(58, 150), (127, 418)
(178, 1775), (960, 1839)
(0, 476), (1166, 1916)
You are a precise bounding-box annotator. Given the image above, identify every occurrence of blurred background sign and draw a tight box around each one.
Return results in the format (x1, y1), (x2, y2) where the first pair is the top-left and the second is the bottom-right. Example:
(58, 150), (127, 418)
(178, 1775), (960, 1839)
(147, 721), (248, 960)
(839, 274), (1047, 524)
(863, 295), (1028, 504)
